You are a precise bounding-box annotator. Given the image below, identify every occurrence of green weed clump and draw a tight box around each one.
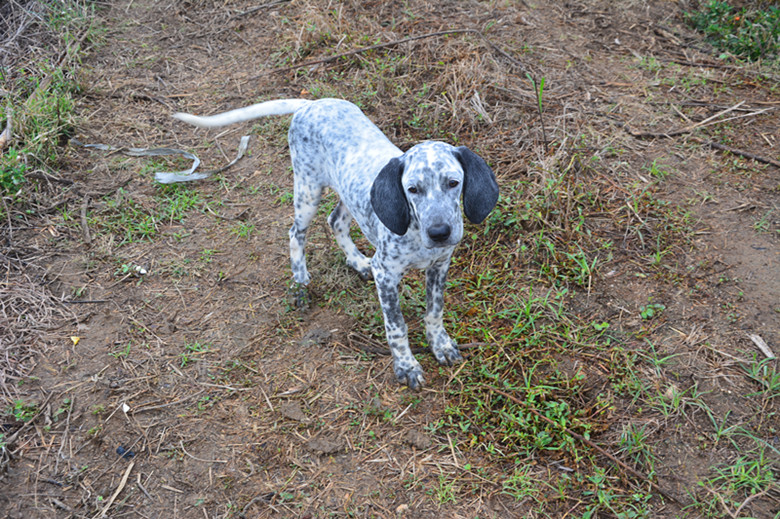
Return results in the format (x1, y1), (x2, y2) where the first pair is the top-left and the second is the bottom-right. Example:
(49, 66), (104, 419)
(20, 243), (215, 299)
(686, 1), (780, 63)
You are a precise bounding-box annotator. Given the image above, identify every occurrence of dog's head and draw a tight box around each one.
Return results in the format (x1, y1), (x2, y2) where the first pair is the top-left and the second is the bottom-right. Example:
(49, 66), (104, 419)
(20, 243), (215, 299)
(370, 142), (499, 248)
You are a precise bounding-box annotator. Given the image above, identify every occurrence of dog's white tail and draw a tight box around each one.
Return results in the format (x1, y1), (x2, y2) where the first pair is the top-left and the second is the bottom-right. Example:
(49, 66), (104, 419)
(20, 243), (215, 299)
(172, 99), (312, 128)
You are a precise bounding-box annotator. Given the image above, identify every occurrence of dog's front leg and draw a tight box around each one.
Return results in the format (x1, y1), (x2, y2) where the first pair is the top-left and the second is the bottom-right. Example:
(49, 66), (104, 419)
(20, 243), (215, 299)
(372, 261), (425, 390)
(424, 257), (463, 366)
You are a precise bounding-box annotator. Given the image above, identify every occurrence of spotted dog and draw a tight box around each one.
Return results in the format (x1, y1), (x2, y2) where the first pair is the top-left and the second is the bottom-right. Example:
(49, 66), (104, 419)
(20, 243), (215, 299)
(174, 99), (499, 390)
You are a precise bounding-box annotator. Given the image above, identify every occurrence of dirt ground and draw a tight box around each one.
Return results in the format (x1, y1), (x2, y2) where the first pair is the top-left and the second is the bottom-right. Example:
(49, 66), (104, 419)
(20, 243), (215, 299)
(1, 0), (779, 518)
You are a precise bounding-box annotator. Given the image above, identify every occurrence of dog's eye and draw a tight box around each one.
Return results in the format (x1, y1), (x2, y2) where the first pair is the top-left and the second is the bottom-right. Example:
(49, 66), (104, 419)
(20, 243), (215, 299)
(407, 186), (418, 194)
(448, 179), (460, 188)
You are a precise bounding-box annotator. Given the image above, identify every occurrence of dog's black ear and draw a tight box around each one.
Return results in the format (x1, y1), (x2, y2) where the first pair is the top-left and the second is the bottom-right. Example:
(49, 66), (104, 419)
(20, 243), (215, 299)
(455, 146), (499, 224)
(371, 157), (410, 235)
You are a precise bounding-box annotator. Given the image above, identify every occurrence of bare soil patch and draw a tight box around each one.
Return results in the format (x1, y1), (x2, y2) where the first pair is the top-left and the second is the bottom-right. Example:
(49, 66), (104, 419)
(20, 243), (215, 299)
(2, 1), (778, 518)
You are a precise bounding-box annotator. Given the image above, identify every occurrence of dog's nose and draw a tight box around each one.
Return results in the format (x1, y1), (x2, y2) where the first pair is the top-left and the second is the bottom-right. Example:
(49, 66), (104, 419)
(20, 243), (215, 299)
(427, 223), (452, 242)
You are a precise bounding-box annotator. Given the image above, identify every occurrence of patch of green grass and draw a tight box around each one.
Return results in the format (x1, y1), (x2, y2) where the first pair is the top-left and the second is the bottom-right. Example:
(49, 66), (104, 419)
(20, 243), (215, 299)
(753, 209), (778, 234)
(8, 400), (38, 422)
(0, 148), (28, 196)
(180, 342), (211, 368)
(690, 449), (777, 517)
(432, 472), (458, 505)
(636, 55), (663, 73)
(230, 221), (256, 239)
(89, 184), (202, 245)
(110, 342), (132, 358)
(645, 159), (670, 181)
(617, 423), (657, 474)
(686, 1), (780, 63)
(581, 467), (653, 518)
(639, 302), (665, 320)
(742, 356), (780, 400)
(0, 0), (98, 202)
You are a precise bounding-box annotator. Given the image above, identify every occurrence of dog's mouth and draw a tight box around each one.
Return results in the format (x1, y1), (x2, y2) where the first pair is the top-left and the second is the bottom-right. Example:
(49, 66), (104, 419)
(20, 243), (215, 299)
(423, 238), (458, 249)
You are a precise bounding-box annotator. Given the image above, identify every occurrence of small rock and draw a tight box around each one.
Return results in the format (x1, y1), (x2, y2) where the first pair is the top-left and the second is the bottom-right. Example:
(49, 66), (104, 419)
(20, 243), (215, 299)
(300, 327), (332, 347)
(306, 436), (343, 455)
(404, 428), (431, 450)
(280, 401), (308, 423)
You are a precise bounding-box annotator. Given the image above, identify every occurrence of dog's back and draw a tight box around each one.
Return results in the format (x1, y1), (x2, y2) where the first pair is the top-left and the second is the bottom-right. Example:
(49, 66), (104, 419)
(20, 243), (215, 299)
(288, 99), (401, 201)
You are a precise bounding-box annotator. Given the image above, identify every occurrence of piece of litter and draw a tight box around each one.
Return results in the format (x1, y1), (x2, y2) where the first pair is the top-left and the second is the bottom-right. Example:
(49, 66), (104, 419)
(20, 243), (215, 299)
(116, 445), (135, 459)
(72, 139), (201, 179)
(122, 403), (130, 414)
(134, 265), (148, 275)
(70, 336), (80, 345)
(748, 333), (775, 359)
(71, 135), (250, 184)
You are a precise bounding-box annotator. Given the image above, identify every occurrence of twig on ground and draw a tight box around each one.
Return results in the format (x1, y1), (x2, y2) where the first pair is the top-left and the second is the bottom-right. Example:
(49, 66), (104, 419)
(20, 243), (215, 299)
(136, 473), (153, 501)
(53, 395), (74, 475)
(626, 102), (776, 140)
(230, 0), (291, 20)
(80, 196), (91, 245)
(95, 460), (134, 518)
(179, 440), (228, 464)
(732, 486), (773, 518)
(617, 103), (780, 169)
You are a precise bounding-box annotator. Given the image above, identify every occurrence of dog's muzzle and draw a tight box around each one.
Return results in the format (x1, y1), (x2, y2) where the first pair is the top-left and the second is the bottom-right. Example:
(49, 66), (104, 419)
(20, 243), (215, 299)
(427, 223), (452, 244)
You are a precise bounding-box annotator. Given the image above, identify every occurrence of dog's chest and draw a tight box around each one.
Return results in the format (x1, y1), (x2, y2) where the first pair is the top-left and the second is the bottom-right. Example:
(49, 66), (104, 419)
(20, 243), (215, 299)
(377, 232), (454, 271)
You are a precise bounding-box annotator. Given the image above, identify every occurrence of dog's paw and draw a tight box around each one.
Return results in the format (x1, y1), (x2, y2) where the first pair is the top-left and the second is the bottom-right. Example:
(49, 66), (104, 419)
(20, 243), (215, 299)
(432, 341), (463, 367)
(355, 266), (373, 281)
(288, 284), (310, 310)
(292, 269), (311, 286)
(347, 257), (373, 281)
(394, 362), (426, 391)
(427, 329), (464, 367)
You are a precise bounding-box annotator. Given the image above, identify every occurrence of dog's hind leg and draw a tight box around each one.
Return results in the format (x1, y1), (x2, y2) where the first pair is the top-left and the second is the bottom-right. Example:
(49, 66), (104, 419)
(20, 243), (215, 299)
(328, 200), (372, 280)
(288, 173), (323, 286)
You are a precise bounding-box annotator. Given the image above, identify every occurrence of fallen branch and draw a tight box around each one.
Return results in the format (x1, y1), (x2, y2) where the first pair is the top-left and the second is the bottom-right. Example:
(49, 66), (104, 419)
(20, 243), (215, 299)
(617, 102), (780, 170)
(486, 386), (682, 505)
(626, 102), (777, 139)
(698, 139), (780, 169)
(271, 28), (527, 74)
